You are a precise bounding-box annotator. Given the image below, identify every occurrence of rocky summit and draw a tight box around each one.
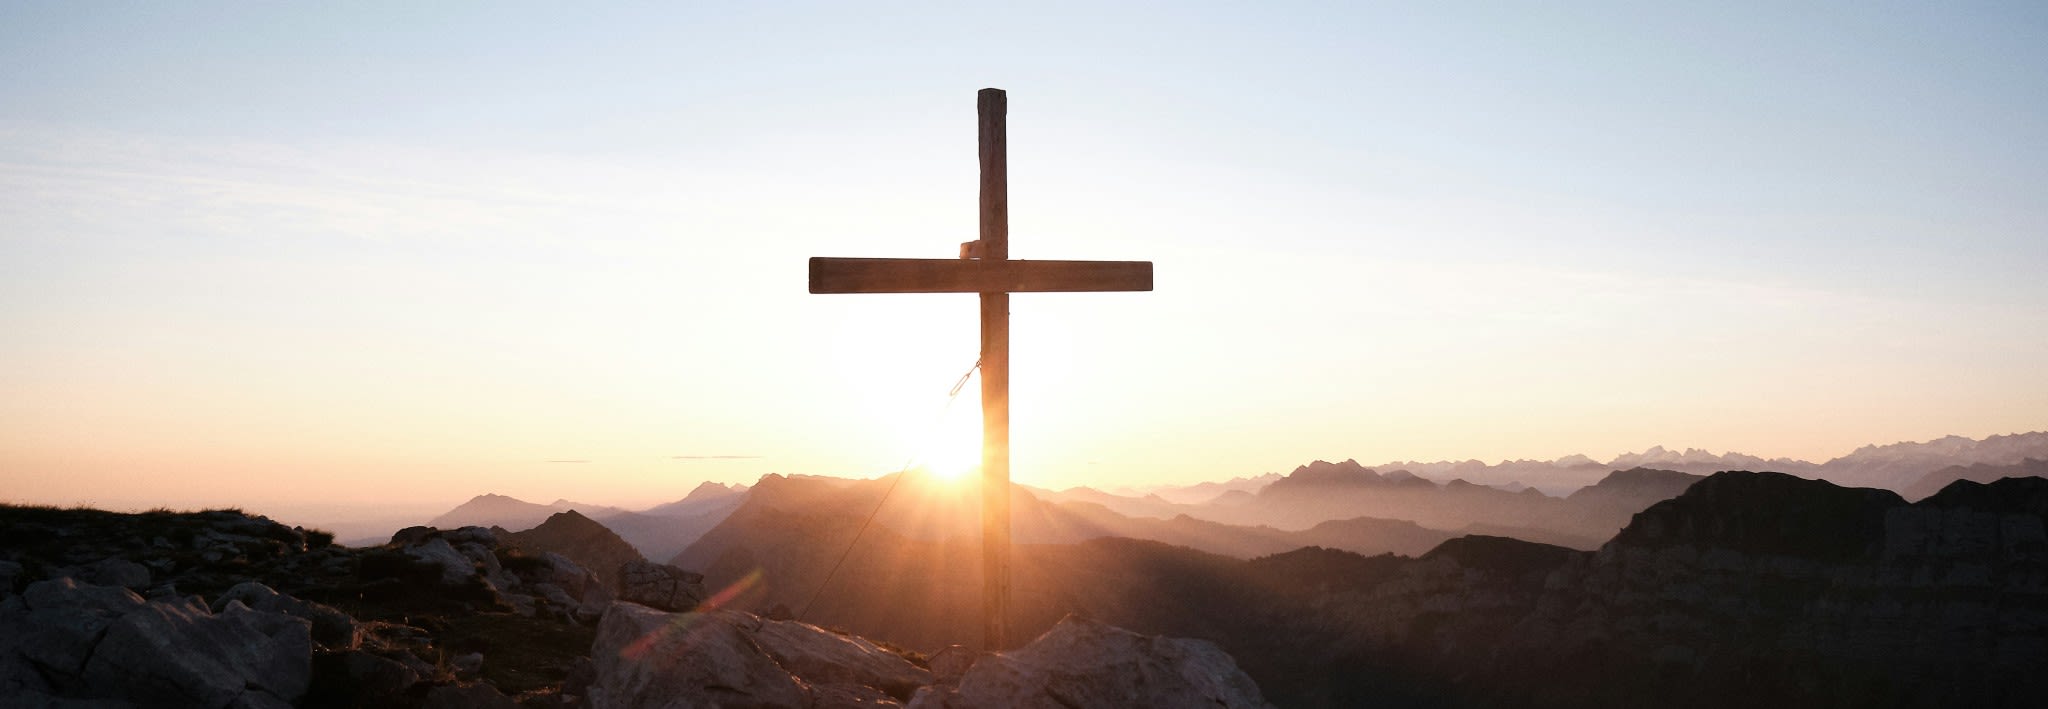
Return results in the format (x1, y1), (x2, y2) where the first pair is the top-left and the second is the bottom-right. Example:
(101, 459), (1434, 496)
(0, 503), (1276, 708)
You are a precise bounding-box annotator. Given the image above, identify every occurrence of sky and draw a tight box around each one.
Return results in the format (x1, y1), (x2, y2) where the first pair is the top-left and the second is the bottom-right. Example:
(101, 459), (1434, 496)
(3, 2), (2045, 523)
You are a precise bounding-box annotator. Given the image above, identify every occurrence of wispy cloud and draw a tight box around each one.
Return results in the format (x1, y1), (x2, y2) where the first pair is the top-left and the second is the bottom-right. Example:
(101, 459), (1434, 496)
(671, 455), (761, 460)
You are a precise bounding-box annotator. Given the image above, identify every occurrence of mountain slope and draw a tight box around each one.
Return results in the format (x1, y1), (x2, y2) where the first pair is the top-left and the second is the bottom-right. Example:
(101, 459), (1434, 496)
(1899, 457), (2048, 501)
(427, 493), (626, 531)
(495, 509), (647, 590)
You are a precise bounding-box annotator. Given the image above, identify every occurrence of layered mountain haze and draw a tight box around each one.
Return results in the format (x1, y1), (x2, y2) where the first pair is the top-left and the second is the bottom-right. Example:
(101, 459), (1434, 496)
(1901, 458), (2048, 502)
(1362, 431), (2048, 494)
(427, 494), (628, 532)
(1821, 432), (2048, 491)
(658, 469), (2048, 707)
(1107, 473), (1285, 505)
(1044, 460), (1702, 551)
(415, 483), (749, 564)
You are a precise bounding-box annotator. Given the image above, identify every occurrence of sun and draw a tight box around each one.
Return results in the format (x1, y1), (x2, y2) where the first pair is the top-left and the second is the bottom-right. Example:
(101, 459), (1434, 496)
(919, 433), (980, 483)
(915, 407), (983, 483)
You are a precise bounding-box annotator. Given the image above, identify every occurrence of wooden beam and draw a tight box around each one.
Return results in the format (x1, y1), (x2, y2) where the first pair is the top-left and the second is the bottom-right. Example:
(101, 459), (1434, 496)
(808, 257), (1153, 294)
(978, 87), (1013, 653)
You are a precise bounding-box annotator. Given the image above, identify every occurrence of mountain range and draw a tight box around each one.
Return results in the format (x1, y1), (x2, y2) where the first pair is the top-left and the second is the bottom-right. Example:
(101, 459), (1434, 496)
(1118, 430), (2048, 494)
(658, 467), (2048, 707)
(425, 481), (747, 563)
(408, 432), (2048, 569)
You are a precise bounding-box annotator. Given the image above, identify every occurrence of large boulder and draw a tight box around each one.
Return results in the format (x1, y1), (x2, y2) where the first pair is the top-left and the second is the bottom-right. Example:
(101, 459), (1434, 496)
(215, 581), (360, 649)
(909, 615), (1273, 709)
(587, 602), (932, 708)
(404, 538), (480, 585)
(727, 610), (933, 699)
(2, 577), (313, 708)
(588, 603), (807, 709)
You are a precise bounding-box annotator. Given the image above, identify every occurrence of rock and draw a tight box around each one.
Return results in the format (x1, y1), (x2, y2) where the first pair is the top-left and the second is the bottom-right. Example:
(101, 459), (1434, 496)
(588, 603), (807, 709)
(391, 526), (437, 546)
(927, 645), (975, 684)
(576, 580), (614, 624)
(421, 681), (520, 709)
(405, 539), (480, 585)
(732, 611), (932, 699)
(540, 552), (593, 598)
(445, 526), (499, 547)
(808, 683), (903, 707)
(12, 578), (147, 686)
(908, 615), (1273, 709)
(561, 655), (597, 698)
(54, 558), (151, 590)
(308, 650), (421, 708)
(587, 603), (933, 707)
(531, 582), (577, 609)
(213, 581), (360, 649)
(451, 651), (484, 680)
(0, 559), (26, 594)
(616, 561), (704, 612)
(27, 580), (314, 708)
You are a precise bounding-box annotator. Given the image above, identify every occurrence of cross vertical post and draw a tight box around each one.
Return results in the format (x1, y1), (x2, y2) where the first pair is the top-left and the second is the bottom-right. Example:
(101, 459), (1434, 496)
(976, 88), (1011, 652)
(805, 88), (1151, 654)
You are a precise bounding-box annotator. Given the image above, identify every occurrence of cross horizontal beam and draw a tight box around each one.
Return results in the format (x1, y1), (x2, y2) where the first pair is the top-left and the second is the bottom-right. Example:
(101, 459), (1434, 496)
(809, 257), (1153, 294)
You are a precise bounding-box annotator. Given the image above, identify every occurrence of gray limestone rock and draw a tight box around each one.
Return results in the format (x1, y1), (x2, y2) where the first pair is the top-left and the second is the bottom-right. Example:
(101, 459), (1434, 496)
(53, 558), (151, 591)
(730, 611), (932, 699)
(404, 539), (479, 585)
(57, 591), (313, 708)
(908, 615), (1273, 709)
(212, 581), (359, 649)
(588, 603), (807, 709)
(390, 526), (436, 546)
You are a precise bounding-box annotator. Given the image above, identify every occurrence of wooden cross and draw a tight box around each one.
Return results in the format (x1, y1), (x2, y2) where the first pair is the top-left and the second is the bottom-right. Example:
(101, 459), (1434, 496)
(807, 88), (1153, 650)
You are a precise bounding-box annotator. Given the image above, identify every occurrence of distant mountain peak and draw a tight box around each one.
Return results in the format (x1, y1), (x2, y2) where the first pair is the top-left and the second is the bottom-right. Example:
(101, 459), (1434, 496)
(684, 481), (742, 501)
(1278, 459), (1381, 487)
(529, 508), (602, 532)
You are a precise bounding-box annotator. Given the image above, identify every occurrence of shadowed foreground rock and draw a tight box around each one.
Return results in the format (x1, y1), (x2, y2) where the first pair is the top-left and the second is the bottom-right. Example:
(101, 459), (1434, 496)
(587, 602), (1270, 709)
(1, 577), (312, 708)
(909, 614), (1273, 709)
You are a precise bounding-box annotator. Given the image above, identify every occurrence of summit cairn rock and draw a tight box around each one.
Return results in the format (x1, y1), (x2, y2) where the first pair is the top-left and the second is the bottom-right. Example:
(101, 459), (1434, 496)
(908, 614), (1274, 709)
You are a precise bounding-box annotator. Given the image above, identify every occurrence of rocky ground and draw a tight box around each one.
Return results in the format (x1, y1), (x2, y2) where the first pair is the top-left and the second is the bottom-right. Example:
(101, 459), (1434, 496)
(0, 503), (1272, 708)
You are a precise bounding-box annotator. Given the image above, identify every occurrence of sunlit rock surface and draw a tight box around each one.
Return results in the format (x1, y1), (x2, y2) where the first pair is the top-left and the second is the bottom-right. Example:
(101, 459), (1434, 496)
(909, 614), (1273, 709)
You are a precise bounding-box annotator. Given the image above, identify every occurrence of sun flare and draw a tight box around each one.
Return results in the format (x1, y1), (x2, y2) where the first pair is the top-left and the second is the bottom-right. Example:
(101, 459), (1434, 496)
(914, 404), (984, 483)
(919, 431), (981, 482)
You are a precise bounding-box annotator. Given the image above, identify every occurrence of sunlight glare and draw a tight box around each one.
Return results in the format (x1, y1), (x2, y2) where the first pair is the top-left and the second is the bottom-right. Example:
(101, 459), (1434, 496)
(916, 392), (984, 482)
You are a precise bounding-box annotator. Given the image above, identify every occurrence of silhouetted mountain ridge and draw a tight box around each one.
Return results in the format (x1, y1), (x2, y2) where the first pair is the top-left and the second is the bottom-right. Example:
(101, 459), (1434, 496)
(670, 467), (2045, 706)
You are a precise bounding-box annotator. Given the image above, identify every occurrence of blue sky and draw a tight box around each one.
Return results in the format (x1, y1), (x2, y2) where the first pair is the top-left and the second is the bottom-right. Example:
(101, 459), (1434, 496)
(3, 2), (2044, 515)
